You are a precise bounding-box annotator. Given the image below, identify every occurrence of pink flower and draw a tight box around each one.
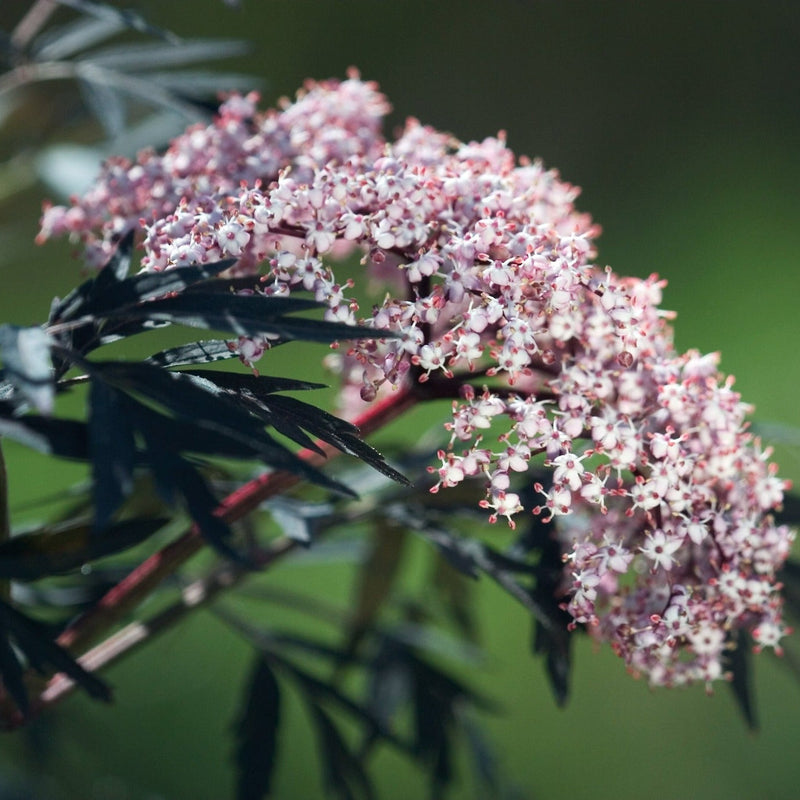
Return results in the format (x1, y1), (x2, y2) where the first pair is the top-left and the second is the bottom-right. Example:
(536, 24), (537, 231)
(640, 529), (683, 572)
(216, 220), (250, 256)
(38, 73), (795, 690)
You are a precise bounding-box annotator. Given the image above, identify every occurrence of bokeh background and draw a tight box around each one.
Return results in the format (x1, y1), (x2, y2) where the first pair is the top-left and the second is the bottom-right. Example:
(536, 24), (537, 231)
(1, 1), (799, 799)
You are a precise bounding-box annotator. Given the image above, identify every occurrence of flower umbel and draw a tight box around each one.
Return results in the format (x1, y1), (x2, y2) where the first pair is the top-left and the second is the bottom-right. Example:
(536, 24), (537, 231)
(39, 71), (795, 689)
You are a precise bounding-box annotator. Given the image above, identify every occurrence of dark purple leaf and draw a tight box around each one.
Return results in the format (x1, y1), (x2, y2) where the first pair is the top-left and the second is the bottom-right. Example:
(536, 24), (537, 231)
(234, 655), (282, 800)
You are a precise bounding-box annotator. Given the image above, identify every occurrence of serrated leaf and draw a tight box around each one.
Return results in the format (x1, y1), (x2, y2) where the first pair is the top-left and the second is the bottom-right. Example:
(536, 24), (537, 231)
(261, 411), (326, 457)
(234, 655), (281, 800)
(308, 702), (375, 800)
(532, 617), (572, 708)
(58, 319), (171, 364)
(124, 400), (244, 564)
(78, 75), (126, 138)
(410, 658), (454, 795)
(460, 715), (500, 795)
(79, 39), (249, 72)
(779, 559), (800, 621)
(0, 412), (89, 460)
(266, 497), (334, 546)
(363, 638), (412, 752)
(53, 253), (236, 324)
(186, 372), (329, 457)
(397, 510), (558, 632)
(32, 15), (126, 60)
(187, 370), (327, 397)
(0, 599), (111, 704)
(430, 555), (477, 643)
(93, 362), (353, 497)
(89, 379), (136, 529)
(50, 230), (135, 324)
(108, 291), (392, 344)
(146, 70), (261, 99)
(251, 394), (410, 487)
(56, 0), (179, 44)
(776, 493), (800, 527)
(343, 524), (407, 661)
(723, 628), (758, 731)
(0, 325), (54, 415)
(525, 509), (573, 707)
(145, 340), (239, 368)
(0, 618), (28, 717)
(217, 611), (409, 752)
(0, 516), (169, 580)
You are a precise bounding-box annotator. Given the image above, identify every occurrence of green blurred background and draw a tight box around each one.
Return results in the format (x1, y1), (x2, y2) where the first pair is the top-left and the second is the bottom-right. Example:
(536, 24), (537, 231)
(1, 1), (799, 798)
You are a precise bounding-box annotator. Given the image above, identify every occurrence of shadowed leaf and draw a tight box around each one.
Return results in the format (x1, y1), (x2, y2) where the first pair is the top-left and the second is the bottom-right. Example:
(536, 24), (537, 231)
(363, 638), (411, 755)
(410, 656), (455, 795)
(0, 517), (169, 580)
(531, 615), (572, 709)
(216, 610), (411, 753)
(80, 39), (249, 72)
(56, 0), (179, 43)
(343, 523), (407, 662)
(78, 76), (126, 138)
(266, 497), (334, 546)
(145, 340), (239, 368)
(723, 628), (758, 731)
(246, 394), (410, 487)
(0, 619), (28, 717)
(776, 493), (800, 527)
(779, 559), (800, 621)
(0, 599), (111, 704)
(105, 291), (393, 346)
(186, 370), (327, 397)
(523, 508), (573, 707)
(308, 702), (375, 800)
(0, 411), (89, 460)
(50, 230), (136, 324)
(461, 715), (500, 796)
(430, 555), (477, 643)
(393, 507), (561, 637)
(234, 655), (282, 800)
(32, 15), (125, 61)
(124, 399), (244, 564)
(94, 362), (354, 497)
(53, 252), (236, 324)
(405, 648), (496, 796)
(88, 379), (136, 529)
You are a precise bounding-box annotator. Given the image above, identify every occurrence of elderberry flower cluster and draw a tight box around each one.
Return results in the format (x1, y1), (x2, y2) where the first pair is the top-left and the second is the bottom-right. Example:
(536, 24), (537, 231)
(38, 71), (794, 688)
